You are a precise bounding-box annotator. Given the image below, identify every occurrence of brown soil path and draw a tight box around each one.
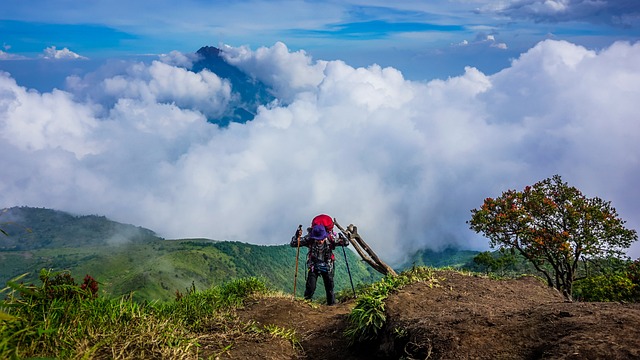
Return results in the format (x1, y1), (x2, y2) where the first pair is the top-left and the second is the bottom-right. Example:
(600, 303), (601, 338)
(221, 296), (358, 360)
(209, 271), (640, 359)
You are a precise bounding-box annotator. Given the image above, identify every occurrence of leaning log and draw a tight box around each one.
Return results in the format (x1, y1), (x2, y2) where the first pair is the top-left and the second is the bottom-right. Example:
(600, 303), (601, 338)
(334, 219), (397, 277)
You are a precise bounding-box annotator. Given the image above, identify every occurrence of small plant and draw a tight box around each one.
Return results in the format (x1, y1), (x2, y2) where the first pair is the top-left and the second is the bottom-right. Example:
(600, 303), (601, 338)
(345, 267), (439, 345)
(301, 298), (320, 309)
(173, 281), (197, 302)
(345, 294), (387, 342)
(80, 274), (100, 298)
(263, 324), (301, 349)
(15, 269), (99, 305)
(393, 326), (408, 338)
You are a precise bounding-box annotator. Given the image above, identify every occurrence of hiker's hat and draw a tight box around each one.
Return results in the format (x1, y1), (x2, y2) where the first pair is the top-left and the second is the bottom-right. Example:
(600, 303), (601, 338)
(309, 224), (327, 240)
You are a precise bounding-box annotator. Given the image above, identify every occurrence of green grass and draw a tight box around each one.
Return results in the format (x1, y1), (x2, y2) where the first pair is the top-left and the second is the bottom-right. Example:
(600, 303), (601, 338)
(0, 270), (274, 359)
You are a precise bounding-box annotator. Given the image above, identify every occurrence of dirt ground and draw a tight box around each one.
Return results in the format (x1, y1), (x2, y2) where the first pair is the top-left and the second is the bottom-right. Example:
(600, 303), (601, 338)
(209, 270), (640, 359)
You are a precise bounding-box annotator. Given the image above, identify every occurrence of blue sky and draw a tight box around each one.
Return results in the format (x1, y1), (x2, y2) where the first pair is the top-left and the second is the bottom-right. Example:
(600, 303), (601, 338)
(2, 0), (639, 81)
(1, 1), (640, 261)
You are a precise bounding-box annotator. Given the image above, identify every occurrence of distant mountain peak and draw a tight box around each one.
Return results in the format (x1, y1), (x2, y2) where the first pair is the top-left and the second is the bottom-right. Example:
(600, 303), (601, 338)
(196, 46), (222, 58)
(191, 45), (274, 126)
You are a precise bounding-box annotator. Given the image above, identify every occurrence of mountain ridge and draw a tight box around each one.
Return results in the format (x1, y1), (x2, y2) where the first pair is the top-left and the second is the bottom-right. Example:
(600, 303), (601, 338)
(0, 206), (380, 301)
(0, 206), (476, 301)
(0, 206), (160, 251)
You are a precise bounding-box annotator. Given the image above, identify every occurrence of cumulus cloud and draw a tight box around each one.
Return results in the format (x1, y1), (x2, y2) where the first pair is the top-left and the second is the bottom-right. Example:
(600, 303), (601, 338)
(220, 42), (328, 103)
(496, 0), (640, 27)
(158, 50), (199, 68)
(66, 60), (234, 120)
(41, 46), (88, 60)
(1, 40), (639, 264)
(455, 33), (508, 49)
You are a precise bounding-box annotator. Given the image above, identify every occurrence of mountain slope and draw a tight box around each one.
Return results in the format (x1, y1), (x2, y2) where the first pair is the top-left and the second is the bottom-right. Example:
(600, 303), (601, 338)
(2, 207), (486, 302)
(0, 206), (160, 250)
(0, 207), (378, 301)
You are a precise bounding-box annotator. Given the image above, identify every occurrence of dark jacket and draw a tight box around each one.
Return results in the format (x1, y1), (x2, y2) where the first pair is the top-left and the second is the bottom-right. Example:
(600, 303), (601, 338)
(290, 233), (348, 273)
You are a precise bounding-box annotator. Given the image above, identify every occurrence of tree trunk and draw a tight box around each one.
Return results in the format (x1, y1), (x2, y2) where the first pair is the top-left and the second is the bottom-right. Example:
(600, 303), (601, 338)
(334, 219), (397, 277)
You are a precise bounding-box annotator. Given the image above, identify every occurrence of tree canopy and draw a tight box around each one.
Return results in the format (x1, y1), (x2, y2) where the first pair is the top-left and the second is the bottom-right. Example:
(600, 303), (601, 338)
(468, 175), (637, 299)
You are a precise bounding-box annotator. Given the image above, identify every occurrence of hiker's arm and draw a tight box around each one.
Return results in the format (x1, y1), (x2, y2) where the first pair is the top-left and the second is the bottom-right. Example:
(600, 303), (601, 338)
(290, 232), (310, 247)
(336, 233), (350, 247)
(290, 226), (301, 247)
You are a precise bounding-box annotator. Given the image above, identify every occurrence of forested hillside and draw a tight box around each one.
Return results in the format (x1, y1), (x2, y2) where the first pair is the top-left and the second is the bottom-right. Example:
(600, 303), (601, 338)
(399, 247), (478, 269)
(0, 207), (379, 301)
(0, 207), (160, 250)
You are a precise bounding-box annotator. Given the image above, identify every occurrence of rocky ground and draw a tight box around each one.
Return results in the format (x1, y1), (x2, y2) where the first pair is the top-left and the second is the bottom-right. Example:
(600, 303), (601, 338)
(206, 270), (640, 359)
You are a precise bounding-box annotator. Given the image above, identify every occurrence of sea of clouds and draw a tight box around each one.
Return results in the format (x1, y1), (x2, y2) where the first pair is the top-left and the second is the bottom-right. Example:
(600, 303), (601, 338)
(1, 39), (639, 264)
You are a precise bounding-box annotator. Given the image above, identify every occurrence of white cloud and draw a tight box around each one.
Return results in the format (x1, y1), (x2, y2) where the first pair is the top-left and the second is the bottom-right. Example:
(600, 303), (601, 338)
(1, 40), (639, 264)
(68, 60), (233, 119)
(0, 74), (100, 157)
(221, 42), (328, 103)
(159, 50), (199, 68)
(0, 50), (28, 60)
(41, 46), (88, 60)
(455, 33), (508, 50)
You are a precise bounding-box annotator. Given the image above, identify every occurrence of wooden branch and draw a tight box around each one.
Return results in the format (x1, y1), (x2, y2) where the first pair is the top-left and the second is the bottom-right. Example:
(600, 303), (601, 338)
(342, 230), (377, 269)
(334, 220), (375, 269)
(351, 238), (388, 275)
(334, 219), (397, 277)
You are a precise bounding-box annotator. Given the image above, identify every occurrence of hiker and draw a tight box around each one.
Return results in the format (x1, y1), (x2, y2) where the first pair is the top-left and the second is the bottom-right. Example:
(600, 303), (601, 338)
(291, 215), (349, 305)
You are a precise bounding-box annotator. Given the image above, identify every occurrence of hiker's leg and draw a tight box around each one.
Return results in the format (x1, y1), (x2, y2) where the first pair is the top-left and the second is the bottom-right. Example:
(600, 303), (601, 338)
(322, 272), (335, 305)
(304, 270), (317, 300)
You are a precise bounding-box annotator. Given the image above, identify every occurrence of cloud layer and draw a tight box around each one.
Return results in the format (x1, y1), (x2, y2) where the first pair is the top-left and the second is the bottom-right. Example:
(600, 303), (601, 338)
(1, 39), (639, 264)
(496, 0), (640, 27)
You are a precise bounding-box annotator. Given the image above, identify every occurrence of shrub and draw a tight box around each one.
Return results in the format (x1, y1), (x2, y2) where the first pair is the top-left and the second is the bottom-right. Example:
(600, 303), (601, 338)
(573, 273), (637, 302)
(16, 269), (98, 305)
(626, 259), (640, 286)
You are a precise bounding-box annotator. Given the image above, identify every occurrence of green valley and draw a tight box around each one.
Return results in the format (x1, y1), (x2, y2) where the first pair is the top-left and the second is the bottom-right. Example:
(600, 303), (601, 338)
(0, 207), (379, 301)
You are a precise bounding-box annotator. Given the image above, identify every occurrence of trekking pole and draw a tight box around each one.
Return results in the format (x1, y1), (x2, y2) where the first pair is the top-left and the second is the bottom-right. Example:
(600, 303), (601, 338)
(340, 234), (356, 298)
(293, 225), (302, 297)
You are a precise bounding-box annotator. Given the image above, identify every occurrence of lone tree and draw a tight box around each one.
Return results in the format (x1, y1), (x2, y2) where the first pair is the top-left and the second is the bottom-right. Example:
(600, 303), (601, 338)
(468, 175), (637, 299)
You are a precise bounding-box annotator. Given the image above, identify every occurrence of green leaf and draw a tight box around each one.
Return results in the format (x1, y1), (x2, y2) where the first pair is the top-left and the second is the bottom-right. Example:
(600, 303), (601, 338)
(0, 311), (17, 321)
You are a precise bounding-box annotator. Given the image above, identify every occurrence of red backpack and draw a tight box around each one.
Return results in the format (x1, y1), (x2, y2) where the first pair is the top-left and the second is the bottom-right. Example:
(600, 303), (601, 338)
(312, 214), (334, 232)
(312, 214), (339, 259)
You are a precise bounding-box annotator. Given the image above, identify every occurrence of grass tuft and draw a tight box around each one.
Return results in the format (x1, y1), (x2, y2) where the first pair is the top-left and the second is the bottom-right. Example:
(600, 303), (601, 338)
(0, 270), (272, 359)
(263, 324), (301, 350)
